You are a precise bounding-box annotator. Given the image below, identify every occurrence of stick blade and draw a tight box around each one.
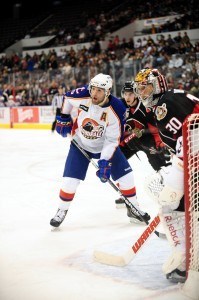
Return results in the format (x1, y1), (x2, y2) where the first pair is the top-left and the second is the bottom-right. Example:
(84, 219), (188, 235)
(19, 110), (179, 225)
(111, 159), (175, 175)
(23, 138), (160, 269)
(93, 248), (135, 267)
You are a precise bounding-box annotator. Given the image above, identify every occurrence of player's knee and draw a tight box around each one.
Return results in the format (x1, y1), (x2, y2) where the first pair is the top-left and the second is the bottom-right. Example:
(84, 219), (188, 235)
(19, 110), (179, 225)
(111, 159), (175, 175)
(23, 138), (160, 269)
(117, 172), (135, 190)
(61, 177), (80, 193)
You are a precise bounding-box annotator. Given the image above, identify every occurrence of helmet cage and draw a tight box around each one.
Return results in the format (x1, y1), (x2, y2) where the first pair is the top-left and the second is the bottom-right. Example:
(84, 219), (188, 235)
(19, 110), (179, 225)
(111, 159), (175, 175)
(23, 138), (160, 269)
(135, 68), (168, 108)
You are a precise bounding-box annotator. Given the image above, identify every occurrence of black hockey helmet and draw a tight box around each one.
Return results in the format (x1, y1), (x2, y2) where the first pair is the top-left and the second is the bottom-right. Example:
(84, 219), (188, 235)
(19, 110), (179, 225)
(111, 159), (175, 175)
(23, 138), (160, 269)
(121, 81), (135, 98)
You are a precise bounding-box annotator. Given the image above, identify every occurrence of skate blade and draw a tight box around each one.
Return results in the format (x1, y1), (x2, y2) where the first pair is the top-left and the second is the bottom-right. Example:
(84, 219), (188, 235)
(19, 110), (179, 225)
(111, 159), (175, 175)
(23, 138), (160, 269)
(50, 226), (61, 232)
(166, 275), (186, 284)
(116, 204), (126, 209)
(129, 217), (145, 225)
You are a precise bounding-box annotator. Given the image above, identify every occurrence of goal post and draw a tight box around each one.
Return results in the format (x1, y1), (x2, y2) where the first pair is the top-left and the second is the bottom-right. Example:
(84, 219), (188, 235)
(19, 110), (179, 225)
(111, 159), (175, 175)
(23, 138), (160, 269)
(182, 113), (199, 299)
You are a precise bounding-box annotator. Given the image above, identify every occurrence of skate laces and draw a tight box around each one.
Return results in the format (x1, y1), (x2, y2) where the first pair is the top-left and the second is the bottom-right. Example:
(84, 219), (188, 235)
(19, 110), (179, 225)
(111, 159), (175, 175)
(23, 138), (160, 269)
(53, 209), (66, 221)
(129, 202), (145, 216)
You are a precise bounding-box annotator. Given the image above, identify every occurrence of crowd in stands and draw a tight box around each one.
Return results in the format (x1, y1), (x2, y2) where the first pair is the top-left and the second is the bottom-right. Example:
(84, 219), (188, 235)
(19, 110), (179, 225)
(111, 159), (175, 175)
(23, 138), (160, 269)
(0, 0), (198, 107)
(1, 0), (198, 52)
(0, 28), (198, 108)
(37, 1), (198, 48)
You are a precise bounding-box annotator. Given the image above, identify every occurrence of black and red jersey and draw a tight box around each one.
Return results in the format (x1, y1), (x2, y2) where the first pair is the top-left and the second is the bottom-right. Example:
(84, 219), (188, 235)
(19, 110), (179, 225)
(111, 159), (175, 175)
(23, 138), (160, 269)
(152, 89), (199, 151)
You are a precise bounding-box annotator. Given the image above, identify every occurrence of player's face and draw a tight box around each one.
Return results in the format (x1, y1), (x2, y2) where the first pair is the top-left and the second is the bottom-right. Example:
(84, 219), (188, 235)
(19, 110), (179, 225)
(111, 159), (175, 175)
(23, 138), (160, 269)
(124, 91), (137, 107)
(137, 83), (153, 102)
(90, 86), (107, 105)
(58, 87), (64, 94)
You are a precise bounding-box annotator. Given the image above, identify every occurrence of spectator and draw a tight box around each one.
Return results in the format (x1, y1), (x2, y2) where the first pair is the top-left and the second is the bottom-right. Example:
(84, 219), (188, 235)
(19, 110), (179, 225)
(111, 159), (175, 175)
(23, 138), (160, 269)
(189, 78), (199, 97)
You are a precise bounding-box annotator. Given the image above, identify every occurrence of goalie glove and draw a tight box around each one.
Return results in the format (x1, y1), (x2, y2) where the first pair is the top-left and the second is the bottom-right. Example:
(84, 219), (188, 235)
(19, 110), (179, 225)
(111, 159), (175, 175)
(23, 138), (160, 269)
(96, 159), (112, 183)
(56, 114), (73, 137)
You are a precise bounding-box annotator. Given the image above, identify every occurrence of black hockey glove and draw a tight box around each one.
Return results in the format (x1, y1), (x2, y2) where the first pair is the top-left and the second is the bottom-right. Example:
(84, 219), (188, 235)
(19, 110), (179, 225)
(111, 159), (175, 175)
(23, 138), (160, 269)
(147, 145), (172, 171)
(153, 145), (172, 160)
(124, 129), (143, 151)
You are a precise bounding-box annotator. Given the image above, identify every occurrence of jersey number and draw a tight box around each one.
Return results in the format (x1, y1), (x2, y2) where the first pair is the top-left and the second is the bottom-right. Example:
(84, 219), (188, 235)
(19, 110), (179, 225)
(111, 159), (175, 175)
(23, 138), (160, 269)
(165, 117), (182, 134)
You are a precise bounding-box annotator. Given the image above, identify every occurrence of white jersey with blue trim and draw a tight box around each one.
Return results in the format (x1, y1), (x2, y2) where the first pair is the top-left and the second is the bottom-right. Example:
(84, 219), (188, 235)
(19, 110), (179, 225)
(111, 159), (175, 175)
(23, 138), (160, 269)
(61, 85), (126, 160)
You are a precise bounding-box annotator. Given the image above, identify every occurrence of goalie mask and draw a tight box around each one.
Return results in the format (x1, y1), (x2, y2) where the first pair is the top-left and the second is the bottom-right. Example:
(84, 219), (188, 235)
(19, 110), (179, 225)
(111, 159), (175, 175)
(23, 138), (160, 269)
(134, 68), (168, 108)
(89, 73), (113, 106)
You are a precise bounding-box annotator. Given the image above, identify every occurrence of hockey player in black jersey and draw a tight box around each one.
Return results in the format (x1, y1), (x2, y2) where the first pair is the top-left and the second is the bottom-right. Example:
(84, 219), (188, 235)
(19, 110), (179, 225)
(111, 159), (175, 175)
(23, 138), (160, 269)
(134, 68), (199, 283)
(115, 81), (170, 208)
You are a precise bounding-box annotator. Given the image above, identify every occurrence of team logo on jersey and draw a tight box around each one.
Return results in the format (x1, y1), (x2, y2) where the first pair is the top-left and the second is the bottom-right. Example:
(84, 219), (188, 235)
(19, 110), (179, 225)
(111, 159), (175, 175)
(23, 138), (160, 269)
(81, 118), (104, 139)
(155, 103), (167, 120)
(79, 104), (89, 112)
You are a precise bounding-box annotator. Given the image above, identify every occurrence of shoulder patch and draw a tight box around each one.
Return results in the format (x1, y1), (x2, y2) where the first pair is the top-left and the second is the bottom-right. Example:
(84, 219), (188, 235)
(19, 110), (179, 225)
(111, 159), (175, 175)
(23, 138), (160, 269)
(155, 103), (167, 120)
(79, 104), (89, 112)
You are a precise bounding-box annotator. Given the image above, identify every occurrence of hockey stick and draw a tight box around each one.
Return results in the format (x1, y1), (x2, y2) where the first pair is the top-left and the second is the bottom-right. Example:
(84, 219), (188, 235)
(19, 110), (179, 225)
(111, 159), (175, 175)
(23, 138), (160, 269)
(71, 139), (165, 238)
(93, 214), (161, 266)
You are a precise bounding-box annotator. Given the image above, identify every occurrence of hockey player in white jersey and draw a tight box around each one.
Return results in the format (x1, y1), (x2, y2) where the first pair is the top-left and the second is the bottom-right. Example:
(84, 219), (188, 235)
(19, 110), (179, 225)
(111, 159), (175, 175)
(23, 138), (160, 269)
(50, 73), (150, 227)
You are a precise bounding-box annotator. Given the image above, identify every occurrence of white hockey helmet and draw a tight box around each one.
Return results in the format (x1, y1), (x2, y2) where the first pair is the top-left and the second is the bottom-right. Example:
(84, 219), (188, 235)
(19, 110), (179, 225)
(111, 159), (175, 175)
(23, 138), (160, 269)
(134, 68), (168, 108)
(89, 73), (113, 98)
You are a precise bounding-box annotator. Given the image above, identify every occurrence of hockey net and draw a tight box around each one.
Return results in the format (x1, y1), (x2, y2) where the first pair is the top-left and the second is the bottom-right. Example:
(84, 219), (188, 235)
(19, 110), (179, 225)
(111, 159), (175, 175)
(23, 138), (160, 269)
(182, 113), (199, 299)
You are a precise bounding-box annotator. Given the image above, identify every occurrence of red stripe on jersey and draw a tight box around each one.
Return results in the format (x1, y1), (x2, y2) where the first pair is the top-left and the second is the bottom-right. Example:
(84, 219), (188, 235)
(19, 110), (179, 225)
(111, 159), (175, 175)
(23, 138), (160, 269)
(120, 187), (136, 197)
(193, 104), (199, 113)
(148, 122), (163, 147)
(59, 190), (75, 201)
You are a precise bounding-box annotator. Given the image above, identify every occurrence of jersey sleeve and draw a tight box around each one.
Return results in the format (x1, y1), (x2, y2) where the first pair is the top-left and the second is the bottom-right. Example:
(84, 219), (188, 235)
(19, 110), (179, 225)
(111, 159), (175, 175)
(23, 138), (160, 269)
(61, 85), (90, 114)
(100, 97), (126, 160)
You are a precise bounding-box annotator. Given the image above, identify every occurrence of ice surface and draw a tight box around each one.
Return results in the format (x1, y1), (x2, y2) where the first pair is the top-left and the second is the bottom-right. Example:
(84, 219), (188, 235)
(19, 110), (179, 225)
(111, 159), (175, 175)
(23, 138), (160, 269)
(0, 129), (190, 300)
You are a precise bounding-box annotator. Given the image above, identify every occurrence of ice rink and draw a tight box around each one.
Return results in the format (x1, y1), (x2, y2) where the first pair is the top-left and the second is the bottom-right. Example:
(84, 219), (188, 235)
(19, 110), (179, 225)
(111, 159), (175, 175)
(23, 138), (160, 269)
(0, 129), (189, 300)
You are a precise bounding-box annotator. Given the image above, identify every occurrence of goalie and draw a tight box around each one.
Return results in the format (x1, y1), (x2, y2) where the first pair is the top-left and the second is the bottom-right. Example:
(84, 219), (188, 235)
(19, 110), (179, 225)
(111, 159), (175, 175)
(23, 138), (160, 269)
(134, 67), (199, 283)
(115, 81), (171, 209)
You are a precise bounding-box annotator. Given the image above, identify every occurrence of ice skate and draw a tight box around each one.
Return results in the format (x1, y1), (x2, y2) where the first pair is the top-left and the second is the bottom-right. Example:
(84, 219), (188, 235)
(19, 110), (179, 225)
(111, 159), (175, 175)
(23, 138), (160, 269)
(50, 209), (68, 227)
(126, 205), (150, 224)
(115, 197), (125, 208)
(166, 268), (186, 283)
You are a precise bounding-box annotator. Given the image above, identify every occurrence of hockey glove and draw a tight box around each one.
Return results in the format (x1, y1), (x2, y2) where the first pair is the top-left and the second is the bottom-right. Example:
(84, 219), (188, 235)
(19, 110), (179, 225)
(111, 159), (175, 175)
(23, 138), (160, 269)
(96, 159), (112, 183)
(155, 145), (172, 160)
(124, 132), (141, 152)
(56, 114), (73, 137)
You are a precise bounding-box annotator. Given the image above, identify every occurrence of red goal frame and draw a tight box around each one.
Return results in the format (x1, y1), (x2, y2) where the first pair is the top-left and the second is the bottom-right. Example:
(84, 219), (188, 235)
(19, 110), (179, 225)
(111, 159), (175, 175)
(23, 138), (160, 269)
(182, 113), (199, 276)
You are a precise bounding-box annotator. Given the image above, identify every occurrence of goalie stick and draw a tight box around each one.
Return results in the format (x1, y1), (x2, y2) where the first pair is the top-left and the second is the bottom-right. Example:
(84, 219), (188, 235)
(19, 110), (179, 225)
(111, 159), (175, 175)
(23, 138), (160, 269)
(71, 139), (165, 239)
(93, 214), (161, 266)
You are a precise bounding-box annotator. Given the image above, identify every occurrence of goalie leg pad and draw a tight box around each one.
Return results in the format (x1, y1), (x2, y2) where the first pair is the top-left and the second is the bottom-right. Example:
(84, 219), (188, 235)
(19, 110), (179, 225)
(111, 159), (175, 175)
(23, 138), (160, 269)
(162, 250), (186, 275)
(144, 155), (184, 207)
(160, 208), (186, 275)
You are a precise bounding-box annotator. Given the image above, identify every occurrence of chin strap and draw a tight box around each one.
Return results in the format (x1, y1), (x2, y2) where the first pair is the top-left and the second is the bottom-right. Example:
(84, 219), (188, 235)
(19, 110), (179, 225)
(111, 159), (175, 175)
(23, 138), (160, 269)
(97, 89), (111, 107)
(98, 98), (108, 107)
